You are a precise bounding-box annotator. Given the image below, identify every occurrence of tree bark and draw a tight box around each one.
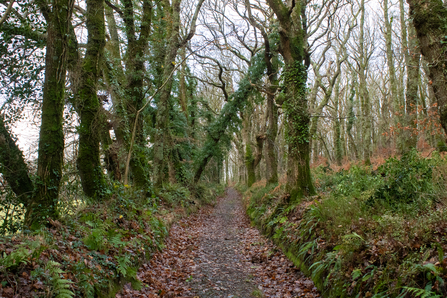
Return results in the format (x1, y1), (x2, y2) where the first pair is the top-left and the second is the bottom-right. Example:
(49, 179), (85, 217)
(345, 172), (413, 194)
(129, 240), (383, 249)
(359, 0), (371, 164)
(121, 0), (152, 188)
(77, 0), (107, 198)
(244, 0), (279, 185)
(404, 23), (420, 150)
(0, 116), (33, 206)
(333, 77), (343, 166)
(153, 0), (204, 189)
(266, 0), (315, 198)
(27, 0), (74, 227)
(407, 0), (447, 137)
(384, 0), (400, 141)
(265, 92), (278, 184)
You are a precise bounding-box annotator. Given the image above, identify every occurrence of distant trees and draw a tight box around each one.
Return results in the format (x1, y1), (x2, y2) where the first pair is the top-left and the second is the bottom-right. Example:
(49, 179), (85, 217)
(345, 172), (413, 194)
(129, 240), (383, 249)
(1, 0), (447, 229)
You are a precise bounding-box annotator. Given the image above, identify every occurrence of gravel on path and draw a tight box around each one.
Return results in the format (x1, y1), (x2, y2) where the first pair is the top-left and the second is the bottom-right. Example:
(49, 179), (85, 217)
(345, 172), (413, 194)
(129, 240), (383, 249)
(116, 188), (320, 298)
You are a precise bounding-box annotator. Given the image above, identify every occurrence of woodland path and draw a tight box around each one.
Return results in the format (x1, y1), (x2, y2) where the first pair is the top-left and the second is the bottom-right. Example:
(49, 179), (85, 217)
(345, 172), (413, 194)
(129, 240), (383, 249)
(117, 188), (320, 298)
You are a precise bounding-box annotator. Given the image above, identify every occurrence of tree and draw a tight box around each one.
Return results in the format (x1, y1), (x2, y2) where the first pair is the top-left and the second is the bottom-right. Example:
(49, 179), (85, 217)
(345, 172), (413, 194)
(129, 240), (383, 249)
(407, 0), (447, 137)
(0, 116), (33, 207)
(76, 0), (107, 198)
(152, 0), (205, 189)
(265, 0), (316, 198)
(26, 0), (75, 226)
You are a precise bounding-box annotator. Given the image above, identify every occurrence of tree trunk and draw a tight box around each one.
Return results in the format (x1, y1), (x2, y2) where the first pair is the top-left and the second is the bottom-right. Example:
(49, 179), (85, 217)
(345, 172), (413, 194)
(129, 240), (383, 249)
(284, 62), (315, 198)
(153, 39), (179, 188)
(346, 80), (358, 159)
(265, 92), (278, 184)
(122, 0), (152, 188)
(407, 0), (447, 137)
(245, 135), (265, 187)
(103, 5), (127, 179)
(0, 116), (33, 206)
(359, 0), (371, 164)
(404, 23), (420, 150)
(333, 78), (343, 166)
(266, 0), (315, 199)
(99, 108), (121, 181)
(179, 48), (188, 119)
(77, 0), (107, 198)
(384, 0), (400, 150)
(27, 0), (74, 227)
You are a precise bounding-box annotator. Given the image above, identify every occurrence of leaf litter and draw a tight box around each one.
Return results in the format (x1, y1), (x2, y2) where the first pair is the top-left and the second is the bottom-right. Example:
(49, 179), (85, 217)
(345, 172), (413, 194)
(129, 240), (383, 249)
(117, 188), (320, 297)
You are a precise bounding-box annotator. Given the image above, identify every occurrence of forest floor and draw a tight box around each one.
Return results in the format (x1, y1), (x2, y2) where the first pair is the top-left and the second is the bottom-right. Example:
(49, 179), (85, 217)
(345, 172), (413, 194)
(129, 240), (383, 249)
(117, 188), (320, 298)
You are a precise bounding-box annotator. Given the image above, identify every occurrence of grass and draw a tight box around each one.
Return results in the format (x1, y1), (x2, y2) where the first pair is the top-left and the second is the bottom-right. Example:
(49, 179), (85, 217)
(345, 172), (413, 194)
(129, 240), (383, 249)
(241, 149), (447, 297)
(251, 288), (264, 297)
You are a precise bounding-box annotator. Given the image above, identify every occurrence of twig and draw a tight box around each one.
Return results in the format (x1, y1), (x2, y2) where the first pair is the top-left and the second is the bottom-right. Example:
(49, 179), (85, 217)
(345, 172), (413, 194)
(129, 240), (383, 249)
(0, 0), (15, 26)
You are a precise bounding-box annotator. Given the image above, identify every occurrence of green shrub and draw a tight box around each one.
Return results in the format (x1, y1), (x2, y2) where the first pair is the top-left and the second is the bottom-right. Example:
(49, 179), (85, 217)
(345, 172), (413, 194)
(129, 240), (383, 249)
(368, 149), (437, 210)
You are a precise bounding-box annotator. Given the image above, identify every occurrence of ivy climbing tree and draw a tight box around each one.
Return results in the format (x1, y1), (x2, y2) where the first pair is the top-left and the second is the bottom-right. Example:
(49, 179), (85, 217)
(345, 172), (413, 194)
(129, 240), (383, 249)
(266, 0), (315, 198)
(26, 0), (75, 227)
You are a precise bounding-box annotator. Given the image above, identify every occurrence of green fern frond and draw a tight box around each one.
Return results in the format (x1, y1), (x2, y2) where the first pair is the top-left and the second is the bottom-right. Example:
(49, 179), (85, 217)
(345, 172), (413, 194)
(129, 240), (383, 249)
(403, 286), (441, 298)
(46, 261), (75, 298)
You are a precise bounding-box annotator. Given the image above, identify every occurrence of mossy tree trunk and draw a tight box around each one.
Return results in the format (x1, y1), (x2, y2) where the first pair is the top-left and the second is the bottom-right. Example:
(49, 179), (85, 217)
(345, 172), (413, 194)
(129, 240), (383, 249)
(27, 0), (74, 227)
(404, 23), (420, 150)
(0, 116), (33, 206)
(153, 0), (204, 189)
(245, 135), (265, 187)
(244, 0), (279, 184)
(121, 0), (152, 188)
(103, 5), (128, 180)
(346, 79), (358, 159)
(99, 109), (121, 181)
(383, 0), (400, 151)
(333, 77), (343, 166)
(153, 18), (180, 188)
(266, 0), (315, 198)
(265, 93), (278, 184)
(359, 0), (371, 165)
(407, 0), (447, 137)
(76, 0), (107, 198)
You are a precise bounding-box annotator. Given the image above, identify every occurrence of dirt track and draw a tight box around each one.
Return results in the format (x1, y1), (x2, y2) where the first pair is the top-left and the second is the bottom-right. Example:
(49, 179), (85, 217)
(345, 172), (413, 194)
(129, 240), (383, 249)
(117, 188), (320, 298)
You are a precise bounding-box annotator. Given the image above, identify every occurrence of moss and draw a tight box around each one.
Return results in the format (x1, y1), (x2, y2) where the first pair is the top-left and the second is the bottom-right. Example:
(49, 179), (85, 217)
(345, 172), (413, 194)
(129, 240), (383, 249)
(245, 143), (256, 187)
(283, 61), (316, 198)
(76, 0), (108, 199)
(29, 0), (73, 226)
(0, 117), (34, 206)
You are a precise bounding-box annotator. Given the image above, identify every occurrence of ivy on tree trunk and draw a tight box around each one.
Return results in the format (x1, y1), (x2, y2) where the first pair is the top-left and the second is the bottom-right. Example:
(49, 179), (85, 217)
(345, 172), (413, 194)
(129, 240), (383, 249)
(265, 0), (315, 199)
(77, 0), (107, 198)
(27, 0), (74, 227)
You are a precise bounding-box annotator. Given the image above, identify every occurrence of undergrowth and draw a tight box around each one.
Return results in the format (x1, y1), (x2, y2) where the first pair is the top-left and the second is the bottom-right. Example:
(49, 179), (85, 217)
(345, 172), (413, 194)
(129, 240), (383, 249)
(242, 149), (447, 297)
(0, 182), (223, 297)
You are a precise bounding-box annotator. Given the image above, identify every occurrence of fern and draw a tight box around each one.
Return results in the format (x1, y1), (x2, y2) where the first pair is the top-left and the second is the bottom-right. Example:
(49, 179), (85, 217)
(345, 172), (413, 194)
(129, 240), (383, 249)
(115, 255), (131, 277)
(403, 286), (441, 298)
(0, 246), (31, 269)
(109, 234), (126, 249)
(83, 228), (106, 251)
(46, 261), (75, 298)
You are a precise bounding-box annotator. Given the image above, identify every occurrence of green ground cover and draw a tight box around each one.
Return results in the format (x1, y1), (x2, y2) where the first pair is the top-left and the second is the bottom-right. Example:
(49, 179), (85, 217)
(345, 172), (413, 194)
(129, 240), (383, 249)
(241, 150), (447, 297)
(0, 182), (223, 297)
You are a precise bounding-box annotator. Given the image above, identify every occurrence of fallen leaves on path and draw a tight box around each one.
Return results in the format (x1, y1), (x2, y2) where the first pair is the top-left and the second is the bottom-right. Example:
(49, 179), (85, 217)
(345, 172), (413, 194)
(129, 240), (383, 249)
(117, 188), (320, 297)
